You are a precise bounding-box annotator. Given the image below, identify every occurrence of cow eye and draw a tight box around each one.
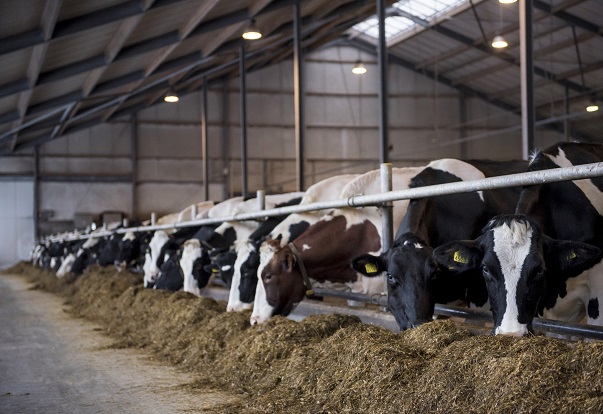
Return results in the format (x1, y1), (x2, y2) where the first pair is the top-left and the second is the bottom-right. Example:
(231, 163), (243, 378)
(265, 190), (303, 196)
(386, 272), (396, 284)
(264, 273), (272, 281)
(481, 266), (491, 278)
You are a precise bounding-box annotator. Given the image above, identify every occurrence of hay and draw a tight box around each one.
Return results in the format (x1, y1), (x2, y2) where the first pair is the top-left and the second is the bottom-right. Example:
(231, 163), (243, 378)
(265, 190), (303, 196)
(11, 262), (603, 413)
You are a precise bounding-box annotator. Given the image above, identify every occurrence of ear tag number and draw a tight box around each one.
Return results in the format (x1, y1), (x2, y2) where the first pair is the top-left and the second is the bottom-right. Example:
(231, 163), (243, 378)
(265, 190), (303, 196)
(365, 263), (378, 274)
(453, 251), (468, 264)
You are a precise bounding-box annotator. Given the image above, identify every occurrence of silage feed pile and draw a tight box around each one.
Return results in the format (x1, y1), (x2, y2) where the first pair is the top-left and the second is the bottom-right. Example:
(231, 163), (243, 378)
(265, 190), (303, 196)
(4, 263), (603, 413)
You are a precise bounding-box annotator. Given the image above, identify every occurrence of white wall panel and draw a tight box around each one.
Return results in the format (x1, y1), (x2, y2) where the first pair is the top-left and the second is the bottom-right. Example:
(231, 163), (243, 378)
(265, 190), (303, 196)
(0, 181), (34, 266)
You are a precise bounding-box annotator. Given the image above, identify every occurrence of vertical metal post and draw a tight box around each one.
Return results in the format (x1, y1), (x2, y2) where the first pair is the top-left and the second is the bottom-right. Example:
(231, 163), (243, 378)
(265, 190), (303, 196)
(380, 163), (393, 252)
(33, 146), (39, 240)
(459, 93), (468, 159)
(564, 86), (570, 141)
(130, 114), (138, 220)
(256, 190), (266, 212)
(519, 0), (535, 160)
(239, 44), (248, 196)
(293, 0), (305, 191)
(151, 212), (156, 226)
(191, 204), (197, 221)
(377, 0), (389, 164)
(202, 79), (209, 201)
(222, 78), (230, 199)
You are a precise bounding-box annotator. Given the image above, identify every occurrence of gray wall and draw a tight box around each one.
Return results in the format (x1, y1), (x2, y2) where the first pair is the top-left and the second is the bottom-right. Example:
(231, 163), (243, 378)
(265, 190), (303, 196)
(0, 44), (569, 262)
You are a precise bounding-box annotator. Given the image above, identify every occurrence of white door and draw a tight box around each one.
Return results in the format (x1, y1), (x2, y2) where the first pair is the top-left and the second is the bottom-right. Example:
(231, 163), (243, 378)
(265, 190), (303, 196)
(0, 181), (34, 267)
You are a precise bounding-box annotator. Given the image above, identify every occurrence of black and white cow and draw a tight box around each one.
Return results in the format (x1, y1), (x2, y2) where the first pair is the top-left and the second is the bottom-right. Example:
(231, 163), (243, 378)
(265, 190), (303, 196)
(226, 174), (359, 312)
(352, 158), (527, 331)
(115, 231), (153, 272)
(142, 202), (216, 288)
(179, 193), (304, 297)
(433, 142), (603, 335)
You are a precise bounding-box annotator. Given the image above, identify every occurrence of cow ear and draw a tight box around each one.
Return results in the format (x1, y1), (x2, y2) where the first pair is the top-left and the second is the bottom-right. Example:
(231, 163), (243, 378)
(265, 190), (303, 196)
(284, 250), (296, 273)
(351, 254), (385, 277)
(543, 236), (601, 280)
(433, 240), (482, 273)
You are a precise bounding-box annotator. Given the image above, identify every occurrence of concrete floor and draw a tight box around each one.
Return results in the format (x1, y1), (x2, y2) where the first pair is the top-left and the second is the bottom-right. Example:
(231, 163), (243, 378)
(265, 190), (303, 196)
(0, 274), (238, 414)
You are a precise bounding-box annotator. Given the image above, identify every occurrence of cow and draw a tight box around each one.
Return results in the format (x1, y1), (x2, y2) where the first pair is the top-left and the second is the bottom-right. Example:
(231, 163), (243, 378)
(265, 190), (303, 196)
(226, 174), (359, 312)
(115, 231), (153, 272)
(224, 195), (305, 310)
(351, 158), (527, 331)
(179, 193), (304, 296)
(250, 167), (426, 325)
(433, 142), (603, 336)
(142, 202), (217, 288)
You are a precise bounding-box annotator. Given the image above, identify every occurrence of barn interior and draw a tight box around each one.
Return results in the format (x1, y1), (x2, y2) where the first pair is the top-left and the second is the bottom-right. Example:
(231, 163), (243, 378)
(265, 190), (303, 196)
(0, 0), (601, 265)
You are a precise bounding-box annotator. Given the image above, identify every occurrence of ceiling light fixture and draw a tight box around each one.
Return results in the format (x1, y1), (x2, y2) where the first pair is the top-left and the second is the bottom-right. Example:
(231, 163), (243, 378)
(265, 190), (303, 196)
(242, 20), (262, 40)
(164, 92), (179, 103)
(492, 35), (508, 49)
(352, 60), (367, 75)
(499, 0), (518, 3)
(586, 98), (599, 112)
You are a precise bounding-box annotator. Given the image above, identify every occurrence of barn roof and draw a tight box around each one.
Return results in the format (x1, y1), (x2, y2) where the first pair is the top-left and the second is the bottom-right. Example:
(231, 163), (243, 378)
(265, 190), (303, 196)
(0, 0), (601, 155)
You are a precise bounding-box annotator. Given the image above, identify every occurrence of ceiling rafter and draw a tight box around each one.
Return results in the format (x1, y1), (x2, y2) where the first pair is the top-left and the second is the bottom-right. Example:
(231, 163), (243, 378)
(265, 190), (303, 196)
(98, 0), (225, 123)
(6, 0), (63, 153)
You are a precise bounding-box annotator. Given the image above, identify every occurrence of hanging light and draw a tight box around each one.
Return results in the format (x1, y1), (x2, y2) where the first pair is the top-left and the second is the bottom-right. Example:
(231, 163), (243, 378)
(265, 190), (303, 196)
(352, 60), (367, 75)
(242, 20), (262, 40)
(164, 91), (179, 103)
(491, 35), (508, 49)
(499, 0), (517, 3)
(586, 102), (599, 112)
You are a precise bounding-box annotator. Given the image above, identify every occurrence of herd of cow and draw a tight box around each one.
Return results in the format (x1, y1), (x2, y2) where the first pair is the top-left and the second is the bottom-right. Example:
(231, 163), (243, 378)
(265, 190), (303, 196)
(29, 141), (603, 337)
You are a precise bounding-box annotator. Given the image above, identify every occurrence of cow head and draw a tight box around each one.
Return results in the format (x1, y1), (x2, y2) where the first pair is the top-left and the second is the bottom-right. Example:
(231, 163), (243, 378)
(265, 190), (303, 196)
(433, 214), (601, 336)
(116, 232), (139, 271)
(143, 230), (170, 287)
(251, 239), (307, 323)
(181, 239), (212, 296)
(154, 249), (184, 292)
(352, 233), (441, 331)
(227, 240), (260, 312)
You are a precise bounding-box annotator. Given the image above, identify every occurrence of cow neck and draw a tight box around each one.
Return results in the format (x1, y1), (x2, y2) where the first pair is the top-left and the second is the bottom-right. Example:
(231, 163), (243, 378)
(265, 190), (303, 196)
(287, 242), (314, 297)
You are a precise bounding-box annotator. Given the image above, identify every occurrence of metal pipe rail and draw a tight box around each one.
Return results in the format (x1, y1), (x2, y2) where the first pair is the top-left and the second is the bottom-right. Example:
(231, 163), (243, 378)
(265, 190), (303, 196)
(314, 287), (603, 340)
(43, 161), (603, 243)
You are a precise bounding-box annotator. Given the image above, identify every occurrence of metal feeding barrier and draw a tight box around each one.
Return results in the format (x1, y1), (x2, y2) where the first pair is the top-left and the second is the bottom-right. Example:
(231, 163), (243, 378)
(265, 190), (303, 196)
(40, 161), (603, 340)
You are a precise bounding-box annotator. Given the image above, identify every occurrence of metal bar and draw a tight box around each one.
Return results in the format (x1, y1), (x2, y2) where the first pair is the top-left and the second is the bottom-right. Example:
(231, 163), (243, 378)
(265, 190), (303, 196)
(380, 163), (393, 252)
(293, 0), (305, 191)
(520, 0), (535, 160)
(311, 289), (603, 339)
(239, 44), (248, 196)
(44, 162), (603, 242)
(377, 0), (389, 163)
(202, 79), (209, 201)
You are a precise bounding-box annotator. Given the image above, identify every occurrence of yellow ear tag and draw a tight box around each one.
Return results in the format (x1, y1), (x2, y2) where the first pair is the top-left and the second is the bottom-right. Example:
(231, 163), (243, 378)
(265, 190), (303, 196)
(365, 263), (378, 274)
(211, 268), (219, 273)
(568, 251), (577, 260)
(453, 251), (468, 264)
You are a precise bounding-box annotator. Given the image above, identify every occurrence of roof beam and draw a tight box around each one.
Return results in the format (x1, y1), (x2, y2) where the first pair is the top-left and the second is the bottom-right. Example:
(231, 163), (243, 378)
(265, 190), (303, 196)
(534, 0), (601, 35)
(8, 0), (63, 153)
(99, 0), (224, 122)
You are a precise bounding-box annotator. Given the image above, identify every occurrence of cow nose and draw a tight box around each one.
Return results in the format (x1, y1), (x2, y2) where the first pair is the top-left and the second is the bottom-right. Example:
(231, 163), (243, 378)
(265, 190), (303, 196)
(250, 316), (259, 325)
(493, 327), (530, 337)
(226, 305), (234, 312)
(114, 260), (125, 271)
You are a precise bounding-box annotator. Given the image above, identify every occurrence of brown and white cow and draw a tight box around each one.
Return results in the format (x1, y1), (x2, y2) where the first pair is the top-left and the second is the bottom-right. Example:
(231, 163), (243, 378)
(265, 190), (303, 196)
(226, 174), (359, 312)
(250, 167), (425, 324)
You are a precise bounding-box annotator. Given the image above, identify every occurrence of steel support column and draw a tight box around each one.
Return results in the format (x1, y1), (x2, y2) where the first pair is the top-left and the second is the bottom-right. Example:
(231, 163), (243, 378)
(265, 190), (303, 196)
(293, 0), (305, 191)
(222, 78), (230, 199)
(202, 79), (209, 201)
(564, 86), (570, 141)
(520, 0), (535, 160)
(33, 147), (39, 240)
(130, 114), (138, 220)
(460, 93), (468, 159)
(377, 0), (389, 163)
(239, 44), (248, 196)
